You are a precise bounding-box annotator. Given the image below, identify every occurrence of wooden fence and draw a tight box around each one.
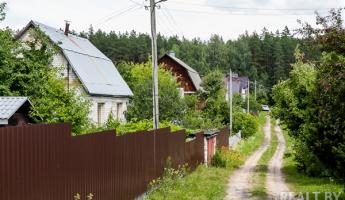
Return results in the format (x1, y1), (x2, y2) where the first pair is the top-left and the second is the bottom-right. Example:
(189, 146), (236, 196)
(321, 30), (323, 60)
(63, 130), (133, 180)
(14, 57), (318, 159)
(0, 123), (229, 200)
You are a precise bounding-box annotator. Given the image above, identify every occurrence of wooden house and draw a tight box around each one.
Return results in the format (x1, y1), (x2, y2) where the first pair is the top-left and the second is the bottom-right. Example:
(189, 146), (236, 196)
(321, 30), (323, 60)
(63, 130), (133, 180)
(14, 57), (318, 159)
(159, 52), (202, 96)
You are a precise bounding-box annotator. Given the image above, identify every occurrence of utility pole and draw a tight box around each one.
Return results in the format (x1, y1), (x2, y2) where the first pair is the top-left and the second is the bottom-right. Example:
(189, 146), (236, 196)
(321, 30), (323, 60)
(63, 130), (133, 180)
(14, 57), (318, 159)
(254, 80), (257, 101)
(150, 0), (159, 130)
(228, 69), (233, 132)
(247, 79), (250, 113)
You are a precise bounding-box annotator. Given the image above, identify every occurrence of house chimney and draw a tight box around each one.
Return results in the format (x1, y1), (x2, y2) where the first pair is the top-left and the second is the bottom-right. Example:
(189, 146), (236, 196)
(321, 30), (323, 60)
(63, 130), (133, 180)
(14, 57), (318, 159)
(64, 20), (70, 36)
(168, 50), (175, 57)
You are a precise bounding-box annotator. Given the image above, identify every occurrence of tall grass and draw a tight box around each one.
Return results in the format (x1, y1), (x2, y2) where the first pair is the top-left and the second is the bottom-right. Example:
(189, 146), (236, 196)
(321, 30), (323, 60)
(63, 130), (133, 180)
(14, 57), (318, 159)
(282, 129), (345, 200)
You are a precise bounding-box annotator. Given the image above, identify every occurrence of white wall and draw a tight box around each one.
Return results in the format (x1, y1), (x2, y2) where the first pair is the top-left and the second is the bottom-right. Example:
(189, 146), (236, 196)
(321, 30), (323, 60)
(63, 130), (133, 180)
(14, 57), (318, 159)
(89, 96), (129, 124)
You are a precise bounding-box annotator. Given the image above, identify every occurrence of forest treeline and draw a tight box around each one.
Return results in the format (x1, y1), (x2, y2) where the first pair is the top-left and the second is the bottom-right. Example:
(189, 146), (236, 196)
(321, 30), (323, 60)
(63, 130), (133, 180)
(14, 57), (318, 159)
(80, 26), (316, 91)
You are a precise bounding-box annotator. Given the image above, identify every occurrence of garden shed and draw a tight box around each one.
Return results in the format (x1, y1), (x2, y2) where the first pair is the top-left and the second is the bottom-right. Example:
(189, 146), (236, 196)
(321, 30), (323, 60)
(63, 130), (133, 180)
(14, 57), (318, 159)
(0, 97), (32, 126)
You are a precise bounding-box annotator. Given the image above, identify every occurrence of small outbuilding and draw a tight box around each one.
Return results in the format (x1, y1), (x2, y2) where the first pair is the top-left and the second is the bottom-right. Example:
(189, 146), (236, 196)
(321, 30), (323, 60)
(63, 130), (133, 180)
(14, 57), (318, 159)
(0, 97), (32, 127)
(203, 130), (219, 164)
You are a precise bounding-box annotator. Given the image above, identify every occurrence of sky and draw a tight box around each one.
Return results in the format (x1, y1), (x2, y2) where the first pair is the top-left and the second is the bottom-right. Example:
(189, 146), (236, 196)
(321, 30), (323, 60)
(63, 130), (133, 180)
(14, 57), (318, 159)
(0, 0), (343, 40)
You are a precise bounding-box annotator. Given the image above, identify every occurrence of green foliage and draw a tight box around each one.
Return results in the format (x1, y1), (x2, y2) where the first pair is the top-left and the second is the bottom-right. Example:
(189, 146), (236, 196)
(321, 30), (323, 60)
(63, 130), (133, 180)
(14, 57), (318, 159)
(231, 94), (245, 112)
(309, 52), (345, 178)
(247, 95), (261, 113)
(0, 18), (90, 133)
(271, 48), (317, 135)
(123, 61), (184, 121)
(85, 26), (299, 92)
(0, 2), (5, 21)
(273, 9), (345, 179)
(146, 158), (189, 200)
(282, 129), (345, 200)
(256, 89), (269, 105)
(298, 8), (345, 57)
(199, 70), (229, 126)
(29, 69), (91, 134)
(211, 147), (243, 169)
(100, 117), (185, 135)
(232, 111), (258, 138)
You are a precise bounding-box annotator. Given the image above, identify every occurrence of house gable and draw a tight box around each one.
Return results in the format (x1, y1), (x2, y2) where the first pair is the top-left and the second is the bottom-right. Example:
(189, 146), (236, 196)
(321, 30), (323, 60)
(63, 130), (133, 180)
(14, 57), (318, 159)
(159, 55), (197, 93)
(18, 28), (84, 92)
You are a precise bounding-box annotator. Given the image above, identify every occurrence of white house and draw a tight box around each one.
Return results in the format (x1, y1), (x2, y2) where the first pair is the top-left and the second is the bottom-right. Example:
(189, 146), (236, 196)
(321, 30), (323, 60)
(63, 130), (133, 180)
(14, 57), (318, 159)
(16, 21), (133, 125)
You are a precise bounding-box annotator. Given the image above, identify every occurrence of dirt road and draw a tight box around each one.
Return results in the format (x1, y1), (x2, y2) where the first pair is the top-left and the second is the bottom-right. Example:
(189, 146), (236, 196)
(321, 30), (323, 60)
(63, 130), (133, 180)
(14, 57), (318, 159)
(266, 124), (291, 199)
(224, 116), (271, 200)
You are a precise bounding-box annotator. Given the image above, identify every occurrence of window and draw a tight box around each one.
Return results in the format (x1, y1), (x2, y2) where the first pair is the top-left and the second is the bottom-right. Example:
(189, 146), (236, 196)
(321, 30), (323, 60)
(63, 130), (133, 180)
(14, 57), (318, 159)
(116, 102), (123, 120)
(97, 103), (104, 126)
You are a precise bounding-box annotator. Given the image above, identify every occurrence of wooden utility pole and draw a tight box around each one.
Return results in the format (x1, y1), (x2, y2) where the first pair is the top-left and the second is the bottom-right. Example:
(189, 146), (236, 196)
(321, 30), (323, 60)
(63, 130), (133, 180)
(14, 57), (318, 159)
(247, 79), (250, 113)
(150, 0), (159, 129)
(254, 80), (257, 101)
(228, 69), (233, 132)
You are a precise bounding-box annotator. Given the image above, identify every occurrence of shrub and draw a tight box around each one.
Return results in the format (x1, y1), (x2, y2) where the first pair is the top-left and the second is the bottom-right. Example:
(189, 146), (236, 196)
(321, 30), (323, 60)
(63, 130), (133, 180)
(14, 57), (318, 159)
(293, 138), (331, 177)
(232, 111), (258, 138)
(105, 117), (186, 135)
(124, 61), (184, 121)
(211, 147), (243, 169)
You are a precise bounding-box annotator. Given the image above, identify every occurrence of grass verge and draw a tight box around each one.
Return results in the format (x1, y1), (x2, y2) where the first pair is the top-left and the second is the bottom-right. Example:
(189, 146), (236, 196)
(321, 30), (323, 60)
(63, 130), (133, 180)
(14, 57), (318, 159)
(251, 119), (278, 199)
(282, 129), (345, 200)
(145, 112), (267, 200)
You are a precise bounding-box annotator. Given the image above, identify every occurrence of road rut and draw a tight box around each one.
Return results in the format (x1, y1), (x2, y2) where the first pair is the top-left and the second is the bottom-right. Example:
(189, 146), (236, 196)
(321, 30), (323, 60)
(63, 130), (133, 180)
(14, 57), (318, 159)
(224, 116), (271, 200)
(266, 124), (291, 199)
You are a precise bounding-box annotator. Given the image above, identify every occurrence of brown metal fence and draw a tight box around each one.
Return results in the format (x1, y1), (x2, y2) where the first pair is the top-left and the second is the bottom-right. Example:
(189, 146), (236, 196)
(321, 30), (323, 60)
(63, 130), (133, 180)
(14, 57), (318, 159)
(217, 127), (230, 148)
(0, 123), (228, 200)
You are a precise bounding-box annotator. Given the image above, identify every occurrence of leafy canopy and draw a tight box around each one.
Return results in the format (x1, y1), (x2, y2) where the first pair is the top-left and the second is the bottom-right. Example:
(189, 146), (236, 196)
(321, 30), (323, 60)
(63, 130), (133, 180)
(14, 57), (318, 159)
(121, 61), (184, 122)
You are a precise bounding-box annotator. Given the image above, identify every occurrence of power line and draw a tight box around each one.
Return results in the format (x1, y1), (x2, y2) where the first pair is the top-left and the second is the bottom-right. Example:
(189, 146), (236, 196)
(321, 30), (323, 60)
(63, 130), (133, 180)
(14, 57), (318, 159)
(94, 4), (142, 28)
(161, 5), (185, 36)
(158, 8), (183, 36)
(156, 12), (176, 36)
(168, 1), (337, 11)
(166, 7), (330, 16)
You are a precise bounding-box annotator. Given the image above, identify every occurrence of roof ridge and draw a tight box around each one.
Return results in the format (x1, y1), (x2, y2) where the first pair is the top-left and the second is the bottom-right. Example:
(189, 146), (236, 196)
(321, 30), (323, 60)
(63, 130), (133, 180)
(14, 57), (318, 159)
(62, 49), (111, 62)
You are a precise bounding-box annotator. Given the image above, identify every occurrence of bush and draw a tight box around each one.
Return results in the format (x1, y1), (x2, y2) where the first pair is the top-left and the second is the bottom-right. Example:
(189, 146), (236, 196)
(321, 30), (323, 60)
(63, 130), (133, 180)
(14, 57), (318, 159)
(233, 111), (258, 138)
(211, 147), (243, 169)
(293, 139), (331, 177)
(104, 117), (186, 135)
(124, 61), (184, 121)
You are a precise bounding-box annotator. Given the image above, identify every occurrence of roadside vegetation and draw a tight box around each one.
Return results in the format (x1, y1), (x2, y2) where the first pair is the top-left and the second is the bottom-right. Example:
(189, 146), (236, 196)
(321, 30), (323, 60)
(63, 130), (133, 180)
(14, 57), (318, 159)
(282, 128), (345, 200)
(145, 112), (267, 200)
(272, 9), (345, 184)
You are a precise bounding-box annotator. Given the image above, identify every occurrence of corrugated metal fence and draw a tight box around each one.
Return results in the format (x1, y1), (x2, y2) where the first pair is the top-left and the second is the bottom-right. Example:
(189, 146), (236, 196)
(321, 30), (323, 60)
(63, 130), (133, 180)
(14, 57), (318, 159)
(0, 123), (229, 200)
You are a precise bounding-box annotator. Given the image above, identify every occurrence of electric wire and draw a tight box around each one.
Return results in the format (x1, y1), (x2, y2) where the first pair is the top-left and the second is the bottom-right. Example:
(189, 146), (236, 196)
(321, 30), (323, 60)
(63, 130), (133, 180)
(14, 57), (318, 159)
(168, 1), (338, 11)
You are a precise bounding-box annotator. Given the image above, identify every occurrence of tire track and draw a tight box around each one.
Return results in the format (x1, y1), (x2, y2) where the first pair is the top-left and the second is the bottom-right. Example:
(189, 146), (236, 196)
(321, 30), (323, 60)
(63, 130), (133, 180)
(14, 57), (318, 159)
(224, 116), (271, 200)
(266, 124), (291, 199)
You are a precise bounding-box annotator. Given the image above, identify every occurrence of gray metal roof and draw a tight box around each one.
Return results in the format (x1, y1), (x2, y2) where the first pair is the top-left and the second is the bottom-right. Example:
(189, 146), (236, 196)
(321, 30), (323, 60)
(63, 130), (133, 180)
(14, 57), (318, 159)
(0, 97), (29, 123)
(164, 54), (202, 91)
(18, 21), (133, 97)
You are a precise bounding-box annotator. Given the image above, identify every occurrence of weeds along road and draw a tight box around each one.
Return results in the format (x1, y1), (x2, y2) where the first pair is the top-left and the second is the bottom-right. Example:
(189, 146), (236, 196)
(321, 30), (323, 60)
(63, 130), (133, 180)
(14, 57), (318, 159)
(224, 116), (271, 200)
